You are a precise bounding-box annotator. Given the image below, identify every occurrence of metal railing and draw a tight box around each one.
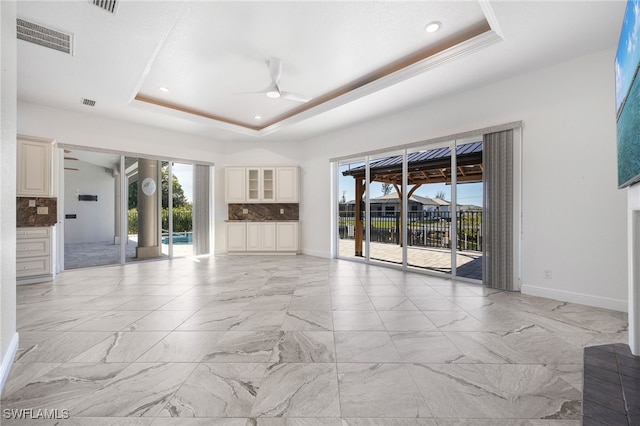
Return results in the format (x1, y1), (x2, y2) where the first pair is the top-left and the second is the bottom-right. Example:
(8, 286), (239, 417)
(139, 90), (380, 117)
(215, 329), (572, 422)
(338, 210), (483, 252)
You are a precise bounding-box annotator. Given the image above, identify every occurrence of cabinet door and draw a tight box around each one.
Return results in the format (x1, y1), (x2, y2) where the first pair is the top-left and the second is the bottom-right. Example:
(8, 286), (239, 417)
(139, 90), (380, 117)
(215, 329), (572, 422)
(276, 167), (298, 202)
(226, 222), (247, 252)
(276, 222), (299, 252)
(246, 222), (261, 251)
(260, 222), (277, 251)
(261, 168), (276, 202)
(246, 168), (261, 201)
(17, 138), (52, 196)
(225, 167), (246, 203)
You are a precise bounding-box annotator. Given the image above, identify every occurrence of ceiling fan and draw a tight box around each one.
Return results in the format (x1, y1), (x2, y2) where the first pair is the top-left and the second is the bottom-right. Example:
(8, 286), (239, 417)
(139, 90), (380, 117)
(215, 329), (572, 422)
(258, 57), (310, 103)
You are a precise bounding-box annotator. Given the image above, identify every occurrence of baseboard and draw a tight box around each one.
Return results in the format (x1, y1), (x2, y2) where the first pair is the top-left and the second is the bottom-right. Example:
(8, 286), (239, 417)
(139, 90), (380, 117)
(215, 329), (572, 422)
(521, 284), (628, 312)
(0, 332), (19, 396)
(300, 248), (331, 258)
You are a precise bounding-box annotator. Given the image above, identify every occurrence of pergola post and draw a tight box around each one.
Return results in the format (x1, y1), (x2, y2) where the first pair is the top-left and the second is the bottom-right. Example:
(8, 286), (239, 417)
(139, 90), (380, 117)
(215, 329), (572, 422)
(354, 178), (365, 256)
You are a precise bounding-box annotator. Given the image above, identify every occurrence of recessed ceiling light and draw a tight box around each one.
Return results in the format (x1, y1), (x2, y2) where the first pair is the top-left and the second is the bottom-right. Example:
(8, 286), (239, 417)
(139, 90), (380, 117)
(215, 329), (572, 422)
(159, 87), (169, 92)
(254, 115), (262, 120)
(266, 90), (280, 99)
(425, 21), (441, 33)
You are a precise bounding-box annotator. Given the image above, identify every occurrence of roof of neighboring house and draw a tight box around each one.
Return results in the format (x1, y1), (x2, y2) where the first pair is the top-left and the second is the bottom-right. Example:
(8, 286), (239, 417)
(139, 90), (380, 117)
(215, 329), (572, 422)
(370, 193), (450, 206)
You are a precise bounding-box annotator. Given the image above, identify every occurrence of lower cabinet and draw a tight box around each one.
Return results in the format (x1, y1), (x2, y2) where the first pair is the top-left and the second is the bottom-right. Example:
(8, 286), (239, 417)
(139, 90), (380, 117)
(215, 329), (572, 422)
(16, 226), (55, 284)
(227, 222), (298, 253)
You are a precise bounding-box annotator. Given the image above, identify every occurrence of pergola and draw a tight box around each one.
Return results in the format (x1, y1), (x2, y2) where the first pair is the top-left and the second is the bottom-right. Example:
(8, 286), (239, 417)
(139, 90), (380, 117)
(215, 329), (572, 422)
(341, 142), (483, 256)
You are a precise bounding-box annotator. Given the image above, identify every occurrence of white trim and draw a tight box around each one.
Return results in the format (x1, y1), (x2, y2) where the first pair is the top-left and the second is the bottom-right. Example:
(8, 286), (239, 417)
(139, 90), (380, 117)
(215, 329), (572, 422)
(301, 248), (330, 259)
(0, 333), (19, 396)
(521, 284), (628, 313)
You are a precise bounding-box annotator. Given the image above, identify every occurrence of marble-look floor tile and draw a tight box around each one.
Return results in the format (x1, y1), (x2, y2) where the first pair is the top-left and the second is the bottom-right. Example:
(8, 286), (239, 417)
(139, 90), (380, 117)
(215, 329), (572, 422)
(408, 363), (581, 419)
(270, 331), (335, 363)
(422, 311), (487, 331)
(70, 311), (148, 331)
(124, 310), (195, 331)
(0, 362), (61, 397)
(112, 295), (176, 311)
(69, 362), (198, 417)
(70, 331), (168, 362)
(15, 331), (112, 363)
(17, 309), (102, 332)
(163, 363), (267, 417)
(251, 363), (340, 417)
(338, 363), (431, 418)
(332, 311), (385, 331)
(390, 332), (466, 363)
(334, 331), (401, 362)
(151, 419), (247, 426)
(1, 417), (155, 425)
(364, 286), (406, 297)
(1, 362), (129, 410)
(343, 419), (437, 425)
(288, 295), (332, 311)
(203, 331), (282, 363)
(245, 295), (293, 311)
(281, 311), (333, 331)
(378, 311), (438, 331)
(369, 297), (418, 311)
(443, 332), (536, 364)
(157, 296), (216, 311)
(331, 296), (375, 311)
(136, 331), (224, 362)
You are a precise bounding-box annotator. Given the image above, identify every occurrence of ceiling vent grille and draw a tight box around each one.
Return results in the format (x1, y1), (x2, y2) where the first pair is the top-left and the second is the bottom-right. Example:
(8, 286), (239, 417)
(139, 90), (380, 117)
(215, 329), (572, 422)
(92, 0), (118, 14)
(82, 98), (96, 107)
(16, 18), (72, 55)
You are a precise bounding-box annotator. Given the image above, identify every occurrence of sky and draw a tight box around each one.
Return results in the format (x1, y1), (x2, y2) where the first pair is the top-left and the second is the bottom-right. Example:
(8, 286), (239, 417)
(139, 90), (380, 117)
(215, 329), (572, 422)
(616, 0), (640, 113)
(171, 162), (193, 202)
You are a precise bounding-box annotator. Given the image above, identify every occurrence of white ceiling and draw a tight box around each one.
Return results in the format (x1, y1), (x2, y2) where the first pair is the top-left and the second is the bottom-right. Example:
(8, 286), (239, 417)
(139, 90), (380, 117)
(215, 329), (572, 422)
(17, 1), (626, 143)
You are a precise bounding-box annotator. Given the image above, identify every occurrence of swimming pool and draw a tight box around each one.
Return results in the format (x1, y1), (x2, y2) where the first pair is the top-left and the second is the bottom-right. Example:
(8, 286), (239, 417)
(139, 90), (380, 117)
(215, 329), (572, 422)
(162, 232), (193, 245)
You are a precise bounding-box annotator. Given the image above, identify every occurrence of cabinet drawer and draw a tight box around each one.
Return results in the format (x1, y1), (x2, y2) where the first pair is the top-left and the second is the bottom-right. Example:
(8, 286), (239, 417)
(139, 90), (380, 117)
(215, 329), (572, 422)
(16, 238), (50, 258)
(16, 256), (50, 278)
(16, 227), (50, 239)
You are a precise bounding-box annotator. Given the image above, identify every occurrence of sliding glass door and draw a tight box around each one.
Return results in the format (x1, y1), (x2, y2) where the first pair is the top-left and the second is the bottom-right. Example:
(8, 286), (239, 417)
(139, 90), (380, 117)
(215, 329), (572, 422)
(336, 138), (485, 283)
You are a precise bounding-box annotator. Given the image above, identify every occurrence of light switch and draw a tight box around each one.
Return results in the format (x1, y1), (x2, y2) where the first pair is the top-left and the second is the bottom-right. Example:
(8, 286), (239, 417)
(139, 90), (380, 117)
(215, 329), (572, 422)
(37, 207), (48, 215)
(28, 200), (36, 207)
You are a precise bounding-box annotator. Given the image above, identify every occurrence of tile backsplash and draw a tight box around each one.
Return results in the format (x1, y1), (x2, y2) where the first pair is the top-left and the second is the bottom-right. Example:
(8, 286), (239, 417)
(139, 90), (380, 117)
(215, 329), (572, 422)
(17, 197), (58, 227)
(228, 203), (299, 221)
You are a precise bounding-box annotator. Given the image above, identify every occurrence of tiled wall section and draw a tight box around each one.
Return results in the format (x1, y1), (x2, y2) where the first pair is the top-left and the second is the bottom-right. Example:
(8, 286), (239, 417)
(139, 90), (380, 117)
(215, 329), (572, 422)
(228, 203), (299, 221)
(17, 197), (58, 227)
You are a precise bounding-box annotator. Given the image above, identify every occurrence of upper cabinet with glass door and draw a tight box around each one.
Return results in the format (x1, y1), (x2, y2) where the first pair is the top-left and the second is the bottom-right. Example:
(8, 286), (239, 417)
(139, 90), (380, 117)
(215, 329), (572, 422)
(225, 166), (298, 203)
(246, 167), (275, 202)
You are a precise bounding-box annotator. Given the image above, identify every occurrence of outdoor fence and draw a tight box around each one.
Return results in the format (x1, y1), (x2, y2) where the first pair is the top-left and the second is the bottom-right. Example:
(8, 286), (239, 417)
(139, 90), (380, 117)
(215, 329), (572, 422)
(338, 210), (483, 252)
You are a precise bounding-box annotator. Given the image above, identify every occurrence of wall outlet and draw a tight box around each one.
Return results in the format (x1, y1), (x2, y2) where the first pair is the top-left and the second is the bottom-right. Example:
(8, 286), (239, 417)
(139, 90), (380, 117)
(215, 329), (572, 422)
(242, 208), (248, 214)
(280, 209), (284, 214)
(37, 206), (48, 215)
(28, 200), (36, 207)
(543, 269), (552, 279)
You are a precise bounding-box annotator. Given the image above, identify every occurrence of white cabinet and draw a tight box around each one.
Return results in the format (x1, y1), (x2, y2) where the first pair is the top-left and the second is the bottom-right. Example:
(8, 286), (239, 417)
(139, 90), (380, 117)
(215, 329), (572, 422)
(276, 222), (299, 252)
(246, 168), (275, 202)
(246, 222), (276, 251)
(225, 166), (297, 203)
(276, 167), (298, 202)
(16, 226), (54, 283)
(226, 222), (247, 252)
(225, 167), (246, 203)
(226, 222), (298, 253)
(17, 136), (54, 197)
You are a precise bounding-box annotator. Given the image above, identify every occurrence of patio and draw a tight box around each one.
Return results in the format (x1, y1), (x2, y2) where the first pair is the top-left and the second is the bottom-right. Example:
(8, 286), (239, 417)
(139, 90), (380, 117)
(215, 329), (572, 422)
(338, 239), (482, 281)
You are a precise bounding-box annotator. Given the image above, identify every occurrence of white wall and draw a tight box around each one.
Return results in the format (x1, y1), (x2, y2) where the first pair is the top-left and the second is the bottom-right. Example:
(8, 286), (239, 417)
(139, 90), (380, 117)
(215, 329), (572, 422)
(64, 161), (116, 243)
(1, 0), (18, 393)
(299, 47), (628, 311)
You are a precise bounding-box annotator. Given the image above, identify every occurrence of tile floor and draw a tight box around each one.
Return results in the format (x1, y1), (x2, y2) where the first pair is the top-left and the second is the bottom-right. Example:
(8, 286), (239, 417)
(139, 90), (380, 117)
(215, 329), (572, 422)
(1, 255), (629, 425)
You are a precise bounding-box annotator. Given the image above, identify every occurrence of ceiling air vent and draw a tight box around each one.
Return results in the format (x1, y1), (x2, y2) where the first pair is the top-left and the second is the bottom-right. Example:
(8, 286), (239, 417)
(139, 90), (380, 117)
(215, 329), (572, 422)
(17, 18), (72, 55)
(82, 98), (96, 107)
(92, 0), (118, 14)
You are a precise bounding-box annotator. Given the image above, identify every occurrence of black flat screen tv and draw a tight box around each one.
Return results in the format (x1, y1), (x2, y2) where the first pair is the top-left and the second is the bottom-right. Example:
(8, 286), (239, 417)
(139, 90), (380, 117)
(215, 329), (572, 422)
(616, 0), (640, 188)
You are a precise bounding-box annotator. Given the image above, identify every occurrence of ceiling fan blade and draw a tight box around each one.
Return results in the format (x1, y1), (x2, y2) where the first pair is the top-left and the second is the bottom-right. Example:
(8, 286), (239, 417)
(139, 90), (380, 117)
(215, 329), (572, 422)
(269, 57), (282, 85)
(280, 91), (310, 103)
